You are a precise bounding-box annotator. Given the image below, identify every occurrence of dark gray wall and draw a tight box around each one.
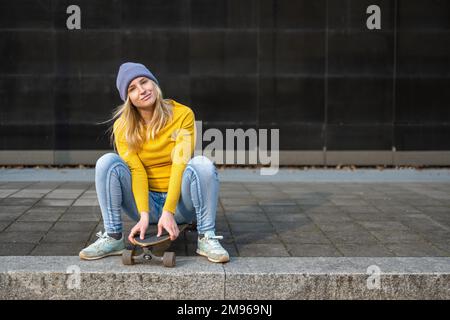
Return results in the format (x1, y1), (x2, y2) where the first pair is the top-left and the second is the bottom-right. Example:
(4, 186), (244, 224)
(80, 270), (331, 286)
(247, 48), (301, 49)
(0, 0), (449, 152)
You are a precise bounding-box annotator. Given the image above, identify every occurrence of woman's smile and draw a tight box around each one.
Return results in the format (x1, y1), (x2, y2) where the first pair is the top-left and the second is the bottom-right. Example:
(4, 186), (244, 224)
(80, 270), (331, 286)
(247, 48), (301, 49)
(142, 93), (152, 101)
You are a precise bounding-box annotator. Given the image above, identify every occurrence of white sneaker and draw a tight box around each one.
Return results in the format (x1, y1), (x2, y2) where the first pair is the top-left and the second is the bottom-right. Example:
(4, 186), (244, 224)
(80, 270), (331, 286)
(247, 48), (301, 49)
(196, 230), (230, 263)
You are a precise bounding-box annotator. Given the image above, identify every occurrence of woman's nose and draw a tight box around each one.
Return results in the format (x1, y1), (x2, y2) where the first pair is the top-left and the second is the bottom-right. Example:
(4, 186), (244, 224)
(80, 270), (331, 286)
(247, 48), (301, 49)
(137, 85), (146, 94)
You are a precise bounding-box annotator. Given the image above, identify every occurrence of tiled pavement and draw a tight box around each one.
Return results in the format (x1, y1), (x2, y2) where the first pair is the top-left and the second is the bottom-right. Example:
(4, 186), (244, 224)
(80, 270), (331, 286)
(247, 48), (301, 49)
(0, 181), (449, 257)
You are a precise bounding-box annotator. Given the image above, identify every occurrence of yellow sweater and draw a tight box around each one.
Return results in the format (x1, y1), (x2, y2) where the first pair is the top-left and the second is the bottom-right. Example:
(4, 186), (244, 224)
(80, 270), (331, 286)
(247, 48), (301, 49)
(113, 99), (196, 215)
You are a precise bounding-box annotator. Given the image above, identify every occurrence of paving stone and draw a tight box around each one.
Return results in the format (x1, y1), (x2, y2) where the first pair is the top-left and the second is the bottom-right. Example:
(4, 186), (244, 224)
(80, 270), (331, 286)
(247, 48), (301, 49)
(244, 184), (278, 190)
(279, 231), (331, 244)
(260, 205), (302, 214)
(72, 199), (100, 206)
(222, 205), (263, 213)
(286, 244), (342, 257)
(0, 222), (10, 232)
(0, 190), (19, 198)
(294, 199), (336, 206)
(300, 205), (342, 213)
(62, 209), (101, 218)
(215, 223), (231, 233)
(426, 211), (450, 223)
(229, 222), (274, 233)
(18, 211), (64, 222)
(335, 244), (395, 257)
(357, 221), (410, 231)
(432, 242), (450, 254)
(41, 231), (93, 243)
(56, 182), (91, 189)
(0, 243), (35, 255)
(220, 183), (245, 190)
(417, 206), (450, 214)
(251, 192), (287, 199)
(220, 243), (239, 257)
(22, 207), (67, 214)
(59, 213), (101, 222)
(267, 214), (309, 223)
(348, 212), (401, 221)
(219, 191), (252, 198)
(30, 243), (86, 256)
(233, 232), (281, 245)
(368, 230), (425, 243)
(258, 199), (297, 206)
(329, 195), (362, 200)
(216, 211), (226, 218)
(294, 197), (336, 206)
(315, 222), (367, 233)
(214, 215), (228, 223)
(396, 217), (450, 232)
(1, 179), (449, 259)
(225, 212), (269, 222)
(79, 194), (98, 200)
(374, 205), (422, 214)
(418, 230), (450, 243)
(330, 199), (369, 206)
(65, 206), (101, 214)
(272, 220), (319, 234)
(399, 198), (444, 206)
(324, 230), (379, 244)
(433, 199), (450, 206)
(0, 212), (26, 222)
(5, 222), (54, 232)
(0, 198), (39, 206)
(43, 192), (81, 200)
(25, 182), (61, 189)
(0, 232), (45, 243)
(386, 243), (449, 257)
(221, 198), (259, 206)
(307, 213), (353, 223)
(272, 222), (319, 233)
(8, 192), (47, 199)
(338, 206), (381, 214)
(236, 244), (290, 257)
(0, 182), (34, 189)
(123, 221), (138, 230)
(50, 221), (98, 232)
(35, 199), (75, 207)
(47, 188), (85, 193)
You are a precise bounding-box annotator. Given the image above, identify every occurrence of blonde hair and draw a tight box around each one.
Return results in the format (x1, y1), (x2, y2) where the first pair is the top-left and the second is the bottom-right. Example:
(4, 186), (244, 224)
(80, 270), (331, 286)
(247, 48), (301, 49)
(98, 80), (174, 154)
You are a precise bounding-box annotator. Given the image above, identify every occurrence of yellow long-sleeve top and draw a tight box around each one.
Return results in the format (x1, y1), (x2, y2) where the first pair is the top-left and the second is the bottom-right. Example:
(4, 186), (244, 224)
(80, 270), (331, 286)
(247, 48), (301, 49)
(113, 99), (196, 215)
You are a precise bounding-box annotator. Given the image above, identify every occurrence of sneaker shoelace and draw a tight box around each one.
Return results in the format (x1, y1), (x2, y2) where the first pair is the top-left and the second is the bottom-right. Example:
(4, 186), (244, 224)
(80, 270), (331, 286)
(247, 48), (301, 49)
(96, 231), (107, 239)
(91, 231), (112, 249)
(203, 234), (224, 251)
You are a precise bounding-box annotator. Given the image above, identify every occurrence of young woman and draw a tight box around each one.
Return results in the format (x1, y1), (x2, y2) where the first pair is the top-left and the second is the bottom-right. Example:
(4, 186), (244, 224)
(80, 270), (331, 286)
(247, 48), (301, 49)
(79, 62), (229, 263)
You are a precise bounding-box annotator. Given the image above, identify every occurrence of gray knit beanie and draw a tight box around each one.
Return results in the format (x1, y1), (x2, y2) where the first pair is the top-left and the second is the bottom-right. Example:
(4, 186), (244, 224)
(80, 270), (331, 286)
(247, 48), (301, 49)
(116, 62), (159, 101)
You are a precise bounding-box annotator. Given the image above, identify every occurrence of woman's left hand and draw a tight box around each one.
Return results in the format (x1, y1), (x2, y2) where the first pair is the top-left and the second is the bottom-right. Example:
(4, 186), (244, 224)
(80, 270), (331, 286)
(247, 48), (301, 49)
(157, 210), (179, 241)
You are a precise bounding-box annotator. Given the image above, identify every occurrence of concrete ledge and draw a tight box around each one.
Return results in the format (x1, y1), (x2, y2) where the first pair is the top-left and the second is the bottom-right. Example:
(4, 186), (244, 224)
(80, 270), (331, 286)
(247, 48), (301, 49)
(0, 257), (449, 299)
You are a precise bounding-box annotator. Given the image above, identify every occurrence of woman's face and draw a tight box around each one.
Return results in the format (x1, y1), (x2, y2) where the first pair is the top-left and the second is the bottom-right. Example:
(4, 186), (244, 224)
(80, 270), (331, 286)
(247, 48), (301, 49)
(127, 76), (156, 109)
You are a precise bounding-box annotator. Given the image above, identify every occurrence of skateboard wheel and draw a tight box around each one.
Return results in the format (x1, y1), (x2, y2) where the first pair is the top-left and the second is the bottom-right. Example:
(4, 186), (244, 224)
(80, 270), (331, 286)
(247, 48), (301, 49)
(163, 252), (176, 267)
(122, 249), (135, 265)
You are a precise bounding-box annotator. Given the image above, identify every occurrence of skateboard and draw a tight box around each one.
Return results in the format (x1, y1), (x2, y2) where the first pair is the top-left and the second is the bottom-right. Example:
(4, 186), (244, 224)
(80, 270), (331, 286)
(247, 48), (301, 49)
(122, 223), (196, 267)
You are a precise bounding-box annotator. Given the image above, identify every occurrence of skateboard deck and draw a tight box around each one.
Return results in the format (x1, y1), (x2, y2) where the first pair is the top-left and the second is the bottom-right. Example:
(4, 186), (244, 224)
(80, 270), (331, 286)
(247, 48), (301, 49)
(122, 223), (195, 267)
(132, 223), (190, 247)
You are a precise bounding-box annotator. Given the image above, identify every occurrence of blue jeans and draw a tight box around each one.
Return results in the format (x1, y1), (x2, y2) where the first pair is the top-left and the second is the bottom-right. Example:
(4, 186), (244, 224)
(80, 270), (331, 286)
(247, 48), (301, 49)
(94, 153), (220, 235)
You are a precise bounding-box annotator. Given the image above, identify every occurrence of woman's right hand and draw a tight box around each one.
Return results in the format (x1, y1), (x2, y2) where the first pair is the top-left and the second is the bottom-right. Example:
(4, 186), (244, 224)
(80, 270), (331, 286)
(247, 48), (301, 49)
(128, 212), (149, 244)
